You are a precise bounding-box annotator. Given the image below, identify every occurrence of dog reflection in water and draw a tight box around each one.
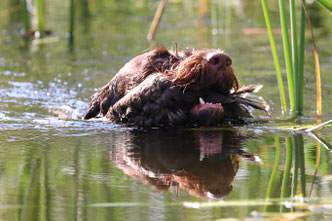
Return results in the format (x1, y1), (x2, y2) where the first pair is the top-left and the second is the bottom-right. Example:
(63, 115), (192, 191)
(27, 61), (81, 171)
(112, 129), (260, 199)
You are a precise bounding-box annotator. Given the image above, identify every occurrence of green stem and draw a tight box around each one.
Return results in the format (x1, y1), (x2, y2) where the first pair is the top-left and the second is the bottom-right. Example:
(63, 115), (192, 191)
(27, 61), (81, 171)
(298, 1), (306, 115)
(36, 0), (44, 36)
(69, 0), (75, 37)
(297, 134), (306, 197)
(278, 0), (295, 115)
(20, 0), (30, 32)
(264, 137), (281, 212)
(290, 0), (299, 115)
(260, 0), (287, 114)
(314, 0), (332, 12)
(292, 136), (299, 197)
(280, 136), (293, 212)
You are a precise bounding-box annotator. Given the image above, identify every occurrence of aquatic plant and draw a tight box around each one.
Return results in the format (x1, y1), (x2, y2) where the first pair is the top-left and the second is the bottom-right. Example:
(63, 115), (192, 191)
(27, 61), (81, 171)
(260, 0), (332, 116)
(36, 0), (44, 36)
(18, 0), (44, 36)
(264, 135), (306, 212)
(260, 0), (287, 114)
(20, 0), (30, 32)
(68, 0), (75, 47)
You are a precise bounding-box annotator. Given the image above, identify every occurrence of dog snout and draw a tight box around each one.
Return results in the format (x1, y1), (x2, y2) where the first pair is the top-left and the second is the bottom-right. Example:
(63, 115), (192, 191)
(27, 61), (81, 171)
(207, 52), (232, 69)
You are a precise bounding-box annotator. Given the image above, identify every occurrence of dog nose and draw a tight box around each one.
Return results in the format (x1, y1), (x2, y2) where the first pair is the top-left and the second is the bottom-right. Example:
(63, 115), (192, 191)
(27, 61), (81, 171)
(207, 52), (232, 68)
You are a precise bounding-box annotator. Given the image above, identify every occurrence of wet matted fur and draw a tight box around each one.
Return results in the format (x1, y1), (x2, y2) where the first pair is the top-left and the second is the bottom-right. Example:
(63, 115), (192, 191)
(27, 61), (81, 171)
(83, 47), (269, 127)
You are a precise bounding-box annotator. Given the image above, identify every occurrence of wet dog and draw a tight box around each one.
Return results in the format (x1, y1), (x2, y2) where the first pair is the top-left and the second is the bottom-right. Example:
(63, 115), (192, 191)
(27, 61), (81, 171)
(83, 47), (269, 127)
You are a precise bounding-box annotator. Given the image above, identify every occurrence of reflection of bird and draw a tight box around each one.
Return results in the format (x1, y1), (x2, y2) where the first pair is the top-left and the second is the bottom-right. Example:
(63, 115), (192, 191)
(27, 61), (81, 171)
(84, 47), (269, 127)
(112, 129), (242, 199)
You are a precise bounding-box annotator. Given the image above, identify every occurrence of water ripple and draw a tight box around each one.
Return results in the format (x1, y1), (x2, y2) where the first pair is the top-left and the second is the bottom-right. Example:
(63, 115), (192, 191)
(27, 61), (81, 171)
(0, 80), (110, 132)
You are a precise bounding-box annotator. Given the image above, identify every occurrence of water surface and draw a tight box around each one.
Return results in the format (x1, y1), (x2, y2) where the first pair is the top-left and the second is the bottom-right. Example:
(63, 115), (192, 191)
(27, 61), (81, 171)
(1, 0), (332, 220)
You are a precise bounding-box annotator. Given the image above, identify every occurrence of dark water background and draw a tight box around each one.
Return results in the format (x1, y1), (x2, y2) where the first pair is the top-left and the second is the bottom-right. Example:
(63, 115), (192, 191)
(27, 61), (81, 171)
(0, 0), (332, 220)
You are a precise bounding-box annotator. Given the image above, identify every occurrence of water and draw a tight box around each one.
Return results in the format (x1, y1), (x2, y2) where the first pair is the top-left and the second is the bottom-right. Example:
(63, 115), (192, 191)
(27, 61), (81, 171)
(1, 0), (332, 220)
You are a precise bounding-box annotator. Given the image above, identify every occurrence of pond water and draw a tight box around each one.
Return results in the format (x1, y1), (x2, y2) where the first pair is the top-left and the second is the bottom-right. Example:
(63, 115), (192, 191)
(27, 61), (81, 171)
(0, 0), (332, 220)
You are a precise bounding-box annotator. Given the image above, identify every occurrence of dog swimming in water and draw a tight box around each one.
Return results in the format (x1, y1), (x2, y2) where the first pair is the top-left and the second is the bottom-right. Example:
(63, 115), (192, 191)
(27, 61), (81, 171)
(83, 47), (269, 127)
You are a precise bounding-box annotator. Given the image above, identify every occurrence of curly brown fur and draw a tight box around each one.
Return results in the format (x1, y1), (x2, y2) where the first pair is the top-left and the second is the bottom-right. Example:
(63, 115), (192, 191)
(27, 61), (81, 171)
(83, 47), (193, 120)
(165, 50), (238, 94)
(83, 47), (268, 126)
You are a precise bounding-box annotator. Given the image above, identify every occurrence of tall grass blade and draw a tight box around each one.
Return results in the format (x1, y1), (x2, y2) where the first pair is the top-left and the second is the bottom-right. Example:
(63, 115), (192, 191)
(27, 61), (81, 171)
(290, 0), (299, 114)
(260, 0), (287, 114)
(278, 0), (295, 114)
(280, 136), (293, 212)
(36, 0), (45, 36)
(301, 1), (322, 115)
(292, 136), (299, 197)
(298, 1), (306, 115)
(69, 0), (75, 36)
(264, 136), (281, 212)
(297, 134), (306, 197)
(20, 0), (30, 32)
(314, 0), (332, 12)
(40, 150), (49, 221)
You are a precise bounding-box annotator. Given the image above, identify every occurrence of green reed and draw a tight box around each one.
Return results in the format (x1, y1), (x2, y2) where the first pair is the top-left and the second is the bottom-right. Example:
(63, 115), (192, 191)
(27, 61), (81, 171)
(260, 0), (331, 116)
(19, 0), (45, 36)
(315, 0), (332, 12)
(20, 0), (30, 32)
(298, 4), (306, 114)
(279, 0), (295, 115)
(296, 134), (306, 197)
(280, 137), (292, 212)
(289, 0), (299, 114)
(291, 137), (299, 197)
(260, 0), (287, 114)
(264, 135), (307, 212)
(36, 0), (44, 36)
(69, 0), (75, 38)
(264, 137), (281, 212)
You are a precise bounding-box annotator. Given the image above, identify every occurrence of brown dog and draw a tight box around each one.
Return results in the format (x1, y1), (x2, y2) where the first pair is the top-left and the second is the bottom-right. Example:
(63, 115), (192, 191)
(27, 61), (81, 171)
(83, 47), (268, 126)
